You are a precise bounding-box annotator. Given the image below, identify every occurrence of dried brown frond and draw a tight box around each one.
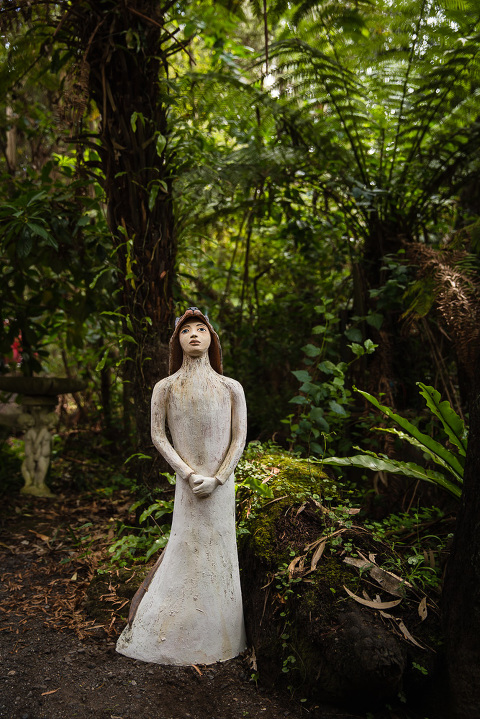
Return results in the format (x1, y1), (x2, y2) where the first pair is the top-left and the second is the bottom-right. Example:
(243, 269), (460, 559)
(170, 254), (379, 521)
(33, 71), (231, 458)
(57, 59), (90, 131)
(405, 243), (480, 384)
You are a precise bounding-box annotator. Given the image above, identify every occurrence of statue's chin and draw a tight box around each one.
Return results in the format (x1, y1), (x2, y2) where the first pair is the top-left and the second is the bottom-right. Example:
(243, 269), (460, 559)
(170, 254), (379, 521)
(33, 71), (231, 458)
(184, 349), (207, 358)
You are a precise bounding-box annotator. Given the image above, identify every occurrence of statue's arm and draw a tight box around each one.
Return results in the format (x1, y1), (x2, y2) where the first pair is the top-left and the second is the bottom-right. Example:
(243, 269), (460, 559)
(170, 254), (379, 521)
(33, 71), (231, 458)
(215, 379), (247, 485)
(151, 379), (194, 481)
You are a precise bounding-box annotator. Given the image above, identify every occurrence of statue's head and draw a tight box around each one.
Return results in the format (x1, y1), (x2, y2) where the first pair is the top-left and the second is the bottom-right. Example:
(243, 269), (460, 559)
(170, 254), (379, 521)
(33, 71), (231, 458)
(179, 319), (211, 358)
(169, 307), (223, 374)
(17, 412), (35, 431)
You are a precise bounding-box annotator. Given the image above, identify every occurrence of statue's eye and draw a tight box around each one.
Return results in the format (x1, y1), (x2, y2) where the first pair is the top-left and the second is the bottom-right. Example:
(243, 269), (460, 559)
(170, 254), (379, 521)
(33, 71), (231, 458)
(181, 328), (189, 334)
(198, 327), (206, 332)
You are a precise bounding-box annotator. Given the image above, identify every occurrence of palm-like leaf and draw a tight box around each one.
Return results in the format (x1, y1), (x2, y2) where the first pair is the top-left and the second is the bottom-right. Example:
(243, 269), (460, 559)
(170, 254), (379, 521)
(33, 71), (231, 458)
(323, 384), (466, 499)
(322, 452), (462, 498)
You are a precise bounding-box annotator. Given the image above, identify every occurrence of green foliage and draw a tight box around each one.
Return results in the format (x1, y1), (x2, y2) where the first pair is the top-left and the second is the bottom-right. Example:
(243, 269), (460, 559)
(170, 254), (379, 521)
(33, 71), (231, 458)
(235, 458), (275, 499)
(323, 383), (466, 498)
(364, 505), (452, 592)
(0, 434), (23, 495)
(108, 498), (174, 566)
(107, 471), (176, 565)
(236, 442), (337, 563)
(265, 0), (480, 234)
(283, 302), (377, 456)
(0, 153), (117, 375)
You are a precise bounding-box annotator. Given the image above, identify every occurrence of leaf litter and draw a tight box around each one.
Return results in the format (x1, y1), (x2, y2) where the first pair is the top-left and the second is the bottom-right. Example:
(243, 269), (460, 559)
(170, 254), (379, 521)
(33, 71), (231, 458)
(0, 487), (311, 719)
(0, 490), (134, 639)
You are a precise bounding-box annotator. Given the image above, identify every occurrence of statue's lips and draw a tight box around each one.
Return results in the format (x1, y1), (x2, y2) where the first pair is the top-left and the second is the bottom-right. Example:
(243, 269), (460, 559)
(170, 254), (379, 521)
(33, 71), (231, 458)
(189, 341), (200, 345)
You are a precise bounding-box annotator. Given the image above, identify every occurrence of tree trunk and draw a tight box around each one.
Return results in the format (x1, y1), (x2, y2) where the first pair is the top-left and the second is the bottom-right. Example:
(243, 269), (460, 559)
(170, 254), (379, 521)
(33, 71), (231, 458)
(442, 352), (480, 717)
(64, 1), (179, 484)
(358, 217), (405, 407)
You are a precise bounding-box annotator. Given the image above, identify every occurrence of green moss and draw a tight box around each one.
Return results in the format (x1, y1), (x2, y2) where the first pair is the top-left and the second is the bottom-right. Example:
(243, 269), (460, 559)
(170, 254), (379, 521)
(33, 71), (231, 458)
(238, 447), (335, 566)
(248, 498), (289, 565)
(259, 450), (337, 500)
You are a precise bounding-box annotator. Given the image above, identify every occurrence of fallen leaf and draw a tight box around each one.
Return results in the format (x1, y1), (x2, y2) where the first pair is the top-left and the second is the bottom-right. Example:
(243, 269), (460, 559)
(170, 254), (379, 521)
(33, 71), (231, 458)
(310, 540), (326, 571)
(379, 612), (427, 649)
(418, 597), (428, 621)
(247, 647), (257, 671)
(396, 619), (426, 649)
(288, 556), (303, 578)
(41, 689), (59, 696)
(304, 528), (345, 552)
(344, 557), (372, 570)
(344, 554), (412, 596)
(343, 586), (402, 609)
(369, 566), (410, 597)
(28, 530), (50, 542)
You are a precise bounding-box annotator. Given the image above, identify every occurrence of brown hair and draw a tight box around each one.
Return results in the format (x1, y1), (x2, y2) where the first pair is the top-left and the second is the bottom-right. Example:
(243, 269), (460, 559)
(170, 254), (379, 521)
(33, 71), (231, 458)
(169, 307), (223, 375)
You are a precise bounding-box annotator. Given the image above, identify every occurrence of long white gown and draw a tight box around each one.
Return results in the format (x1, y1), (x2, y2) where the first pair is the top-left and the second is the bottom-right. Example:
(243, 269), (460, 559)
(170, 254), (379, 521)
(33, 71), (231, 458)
(116, 468), (246, 665)
(116, 355), (247, 665)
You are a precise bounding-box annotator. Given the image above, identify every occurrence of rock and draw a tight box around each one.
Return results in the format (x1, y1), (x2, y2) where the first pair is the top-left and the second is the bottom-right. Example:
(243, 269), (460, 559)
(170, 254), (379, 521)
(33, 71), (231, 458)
(312, 606), (405, 705)
(237, 449), (437, 712)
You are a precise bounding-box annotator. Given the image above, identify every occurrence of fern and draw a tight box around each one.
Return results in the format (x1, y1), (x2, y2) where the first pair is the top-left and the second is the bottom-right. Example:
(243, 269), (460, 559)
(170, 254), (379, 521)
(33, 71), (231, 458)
(322, 384), (466, 499)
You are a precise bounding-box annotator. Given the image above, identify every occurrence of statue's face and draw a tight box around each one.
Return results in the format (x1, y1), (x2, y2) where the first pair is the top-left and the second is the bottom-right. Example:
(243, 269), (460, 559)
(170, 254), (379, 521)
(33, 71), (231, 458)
(179, 320), (211, 358)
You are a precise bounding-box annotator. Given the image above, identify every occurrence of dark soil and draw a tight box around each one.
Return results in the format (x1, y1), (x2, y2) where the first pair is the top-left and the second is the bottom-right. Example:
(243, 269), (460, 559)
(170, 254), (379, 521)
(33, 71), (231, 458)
(0, 490), (362, 719)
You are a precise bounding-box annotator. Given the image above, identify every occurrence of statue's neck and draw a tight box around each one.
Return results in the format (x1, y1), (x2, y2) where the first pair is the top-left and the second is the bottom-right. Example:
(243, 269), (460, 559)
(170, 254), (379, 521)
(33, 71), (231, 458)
(180, 352), (213, 374)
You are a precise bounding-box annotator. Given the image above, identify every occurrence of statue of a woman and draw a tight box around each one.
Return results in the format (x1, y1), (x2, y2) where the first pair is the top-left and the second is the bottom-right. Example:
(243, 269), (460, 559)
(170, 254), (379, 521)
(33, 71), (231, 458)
(116, 307), (247, 665)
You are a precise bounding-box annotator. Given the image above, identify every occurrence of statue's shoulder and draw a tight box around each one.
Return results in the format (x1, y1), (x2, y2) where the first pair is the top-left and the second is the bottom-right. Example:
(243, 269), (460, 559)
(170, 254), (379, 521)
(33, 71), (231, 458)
(152, 374), (175, 397)
(220, 375), (245, 397)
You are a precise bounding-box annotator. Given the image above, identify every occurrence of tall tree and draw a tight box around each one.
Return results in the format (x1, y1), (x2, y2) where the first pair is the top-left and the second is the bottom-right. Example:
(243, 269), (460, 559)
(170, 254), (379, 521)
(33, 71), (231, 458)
(442, 343), (480, 716)
(1, 0), (213, 478)
(255, 0), (480, 405)
(55, 0), (180, 466)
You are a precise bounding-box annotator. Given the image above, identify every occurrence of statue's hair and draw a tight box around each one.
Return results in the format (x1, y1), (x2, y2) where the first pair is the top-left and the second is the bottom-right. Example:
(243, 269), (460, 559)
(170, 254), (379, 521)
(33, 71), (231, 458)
(169, 307), (223, 375)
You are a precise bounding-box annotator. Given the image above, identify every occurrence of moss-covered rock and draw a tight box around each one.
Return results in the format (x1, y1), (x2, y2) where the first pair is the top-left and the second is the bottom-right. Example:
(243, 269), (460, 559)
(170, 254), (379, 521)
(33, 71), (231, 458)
(237, 447), (439, 712)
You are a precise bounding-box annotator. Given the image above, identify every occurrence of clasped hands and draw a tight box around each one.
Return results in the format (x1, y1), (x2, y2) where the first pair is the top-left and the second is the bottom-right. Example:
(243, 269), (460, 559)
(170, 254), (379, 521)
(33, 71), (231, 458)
(188, 473), (220, 497)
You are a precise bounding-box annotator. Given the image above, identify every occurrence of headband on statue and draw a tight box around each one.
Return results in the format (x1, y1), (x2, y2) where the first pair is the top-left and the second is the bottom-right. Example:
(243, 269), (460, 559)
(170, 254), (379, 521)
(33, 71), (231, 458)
(174, 307), (210, 327)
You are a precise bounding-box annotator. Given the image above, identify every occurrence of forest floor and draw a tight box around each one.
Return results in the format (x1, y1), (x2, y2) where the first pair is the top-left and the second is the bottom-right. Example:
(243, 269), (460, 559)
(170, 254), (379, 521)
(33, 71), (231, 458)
(0, 485), (367, 719)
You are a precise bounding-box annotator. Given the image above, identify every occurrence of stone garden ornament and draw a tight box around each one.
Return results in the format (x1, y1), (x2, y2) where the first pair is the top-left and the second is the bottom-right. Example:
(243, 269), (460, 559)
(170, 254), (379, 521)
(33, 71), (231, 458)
(117, 307), (247, 665)
(0, 376), (85, 499)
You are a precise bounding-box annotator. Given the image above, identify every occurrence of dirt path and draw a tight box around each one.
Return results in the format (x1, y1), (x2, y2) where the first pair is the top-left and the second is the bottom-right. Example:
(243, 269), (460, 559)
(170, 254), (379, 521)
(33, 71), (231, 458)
(0, 492), (360, 719)
(1, 617), (305, 719)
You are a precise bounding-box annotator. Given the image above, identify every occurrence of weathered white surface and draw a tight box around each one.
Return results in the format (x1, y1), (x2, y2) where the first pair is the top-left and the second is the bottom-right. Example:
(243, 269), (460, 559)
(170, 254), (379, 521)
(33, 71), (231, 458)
(19, 406), (57, 498)
(117, 321), (247, 665)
